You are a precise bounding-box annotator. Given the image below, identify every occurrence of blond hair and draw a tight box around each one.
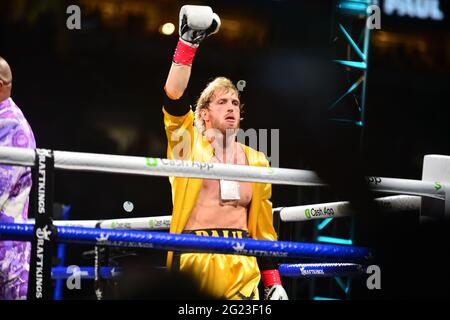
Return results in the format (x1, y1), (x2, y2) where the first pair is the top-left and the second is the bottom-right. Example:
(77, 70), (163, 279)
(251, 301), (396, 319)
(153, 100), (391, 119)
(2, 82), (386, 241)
(194, 77), (242, 134)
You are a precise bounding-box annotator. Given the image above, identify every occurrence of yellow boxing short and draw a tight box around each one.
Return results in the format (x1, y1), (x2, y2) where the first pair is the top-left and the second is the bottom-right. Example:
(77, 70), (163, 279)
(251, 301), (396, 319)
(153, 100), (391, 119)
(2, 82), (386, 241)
(173, 228), (260, 300)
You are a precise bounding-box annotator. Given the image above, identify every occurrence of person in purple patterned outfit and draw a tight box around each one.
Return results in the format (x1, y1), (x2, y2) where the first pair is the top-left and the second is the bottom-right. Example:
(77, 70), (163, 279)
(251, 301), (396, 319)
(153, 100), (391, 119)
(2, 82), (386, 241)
(0, 56), (36, 300)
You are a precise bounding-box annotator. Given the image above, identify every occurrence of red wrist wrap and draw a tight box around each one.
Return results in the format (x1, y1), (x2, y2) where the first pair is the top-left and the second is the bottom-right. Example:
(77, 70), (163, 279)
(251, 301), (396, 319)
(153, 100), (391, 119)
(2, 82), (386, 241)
(261, 269), (282, 287)
(173, 39), (197, 65)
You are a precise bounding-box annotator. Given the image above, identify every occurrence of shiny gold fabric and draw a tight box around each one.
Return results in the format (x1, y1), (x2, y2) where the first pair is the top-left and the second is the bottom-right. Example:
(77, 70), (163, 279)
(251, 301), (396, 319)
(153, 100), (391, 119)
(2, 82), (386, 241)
(178, 229), (260, 300)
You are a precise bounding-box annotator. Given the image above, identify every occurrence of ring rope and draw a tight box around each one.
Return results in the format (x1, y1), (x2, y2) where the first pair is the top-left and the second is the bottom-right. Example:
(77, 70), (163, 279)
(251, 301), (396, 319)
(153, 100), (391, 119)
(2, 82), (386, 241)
(27, 216), (172, 230)
(0, 146), (446, 199)
(51, 263), (367, 280)
(279, 195), (421, 222)
(278, 263), (367, 277)
(0, 222), (372, 262)
(25, 195), (420, 230)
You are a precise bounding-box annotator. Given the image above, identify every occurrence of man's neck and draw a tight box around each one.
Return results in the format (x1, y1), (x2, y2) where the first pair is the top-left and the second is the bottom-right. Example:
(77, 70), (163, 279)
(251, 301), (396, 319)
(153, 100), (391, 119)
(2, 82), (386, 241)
(211, 131), (237, 163)
(0, 94), (9, 103)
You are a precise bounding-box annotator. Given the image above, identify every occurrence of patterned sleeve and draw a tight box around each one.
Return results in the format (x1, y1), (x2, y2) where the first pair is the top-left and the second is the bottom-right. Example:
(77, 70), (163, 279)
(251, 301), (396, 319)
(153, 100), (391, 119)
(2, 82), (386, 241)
(0, 118), (22, 209)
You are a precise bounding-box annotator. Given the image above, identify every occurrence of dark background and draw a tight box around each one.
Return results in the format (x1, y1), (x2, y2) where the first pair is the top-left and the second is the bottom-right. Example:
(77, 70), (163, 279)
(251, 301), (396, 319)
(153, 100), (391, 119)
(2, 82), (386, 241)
(1, 0), (449, 299)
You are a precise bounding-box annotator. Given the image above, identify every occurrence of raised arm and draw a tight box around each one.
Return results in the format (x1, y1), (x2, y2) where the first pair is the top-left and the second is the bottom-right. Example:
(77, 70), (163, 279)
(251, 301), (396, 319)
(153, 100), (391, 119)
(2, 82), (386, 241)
(164, 5), (221, 103)
(165, 64), (191, 100)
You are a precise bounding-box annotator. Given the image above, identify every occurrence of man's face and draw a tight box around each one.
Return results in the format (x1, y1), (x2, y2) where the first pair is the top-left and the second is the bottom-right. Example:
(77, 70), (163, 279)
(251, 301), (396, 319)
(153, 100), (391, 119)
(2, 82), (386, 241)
(0, 81), (12, 100)
(202, 89), (241, 135)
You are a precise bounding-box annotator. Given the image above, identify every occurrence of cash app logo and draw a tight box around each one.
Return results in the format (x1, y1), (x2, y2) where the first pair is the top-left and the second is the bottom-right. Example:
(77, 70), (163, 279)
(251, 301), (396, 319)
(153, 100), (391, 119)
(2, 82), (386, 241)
(146, 157), (158, 167)
(305, 209), (311, 219)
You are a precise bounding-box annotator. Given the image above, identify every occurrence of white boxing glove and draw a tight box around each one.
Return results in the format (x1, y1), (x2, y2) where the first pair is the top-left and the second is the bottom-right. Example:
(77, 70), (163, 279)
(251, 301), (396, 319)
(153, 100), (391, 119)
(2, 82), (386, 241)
(261, 269), (289, 300)
(179, 5), (221, 47)
(264, 284), (289, 300)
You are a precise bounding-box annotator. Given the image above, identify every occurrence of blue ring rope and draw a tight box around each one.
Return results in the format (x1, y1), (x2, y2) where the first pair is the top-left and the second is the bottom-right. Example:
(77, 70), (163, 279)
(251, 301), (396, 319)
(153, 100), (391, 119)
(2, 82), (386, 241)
(0, 223), (372, 262)
(279, 263), (367, 277)
(51, 263), (367, 280)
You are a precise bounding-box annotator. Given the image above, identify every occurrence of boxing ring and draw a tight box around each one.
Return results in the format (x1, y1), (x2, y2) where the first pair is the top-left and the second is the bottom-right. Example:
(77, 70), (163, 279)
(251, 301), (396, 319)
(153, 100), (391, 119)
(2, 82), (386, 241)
(0, 146), (448, 300)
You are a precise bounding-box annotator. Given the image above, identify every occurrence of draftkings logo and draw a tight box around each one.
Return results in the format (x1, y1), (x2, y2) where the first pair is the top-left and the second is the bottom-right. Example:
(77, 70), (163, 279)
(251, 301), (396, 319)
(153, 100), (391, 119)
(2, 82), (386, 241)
(34, 225), (52, 298)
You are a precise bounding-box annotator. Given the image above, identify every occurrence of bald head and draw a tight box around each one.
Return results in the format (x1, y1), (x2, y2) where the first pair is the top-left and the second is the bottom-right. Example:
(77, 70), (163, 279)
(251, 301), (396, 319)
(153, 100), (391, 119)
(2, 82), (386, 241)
(0, 56), (12, 101)
(0, 56), (12, 84)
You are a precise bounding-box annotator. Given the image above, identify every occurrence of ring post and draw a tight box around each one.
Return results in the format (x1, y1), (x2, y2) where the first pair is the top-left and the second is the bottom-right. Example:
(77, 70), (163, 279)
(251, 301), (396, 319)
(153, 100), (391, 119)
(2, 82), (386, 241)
(27, 149), (57, 300)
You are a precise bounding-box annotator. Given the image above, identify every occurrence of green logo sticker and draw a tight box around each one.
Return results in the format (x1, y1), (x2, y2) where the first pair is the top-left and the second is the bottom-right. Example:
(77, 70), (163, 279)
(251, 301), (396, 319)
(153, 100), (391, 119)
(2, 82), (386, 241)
(435, 182), (442, 191)
(146, 157), (158, 167)
(148, 219), (155, 228)
(305, 209), (311, 219)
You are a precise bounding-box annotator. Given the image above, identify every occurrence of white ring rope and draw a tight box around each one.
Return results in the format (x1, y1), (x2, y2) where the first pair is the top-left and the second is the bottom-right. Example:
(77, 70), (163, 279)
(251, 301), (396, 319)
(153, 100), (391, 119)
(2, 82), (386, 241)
(0, 146), (322, 186)
(27, 216), (172, 230)
(0, 146), (446, 199)
(25, 195), (421, 230)
(278, 195), (421, 222)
